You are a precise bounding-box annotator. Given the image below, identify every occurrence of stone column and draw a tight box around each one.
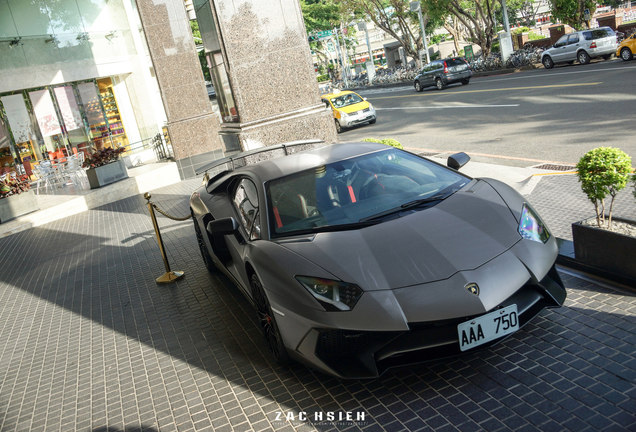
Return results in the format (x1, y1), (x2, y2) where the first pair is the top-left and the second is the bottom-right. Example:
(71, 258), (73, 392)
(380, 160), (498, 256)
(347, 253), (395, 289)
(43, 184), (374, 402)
(134, 0), (224, 178)
(203, 0), (337, 150)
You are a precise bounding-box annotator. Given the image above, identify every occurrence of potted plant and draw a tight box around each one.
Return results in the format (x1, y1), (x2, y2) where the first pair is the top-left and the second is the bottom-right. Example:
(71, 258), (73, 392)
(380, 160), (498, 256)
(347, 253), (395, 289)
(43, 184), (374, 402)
(82, 146), (128, 189)
(0, 174), (39, 223)
(572, 147), (635, 282)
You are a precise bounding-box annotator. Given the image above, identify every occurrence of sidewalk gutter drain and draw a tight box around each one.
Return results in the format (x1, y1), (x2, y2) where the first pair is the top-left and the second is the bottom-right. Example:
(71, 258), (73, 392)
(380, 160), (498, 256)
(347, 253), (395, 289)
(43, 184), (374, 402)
(532, 164), (576, 171)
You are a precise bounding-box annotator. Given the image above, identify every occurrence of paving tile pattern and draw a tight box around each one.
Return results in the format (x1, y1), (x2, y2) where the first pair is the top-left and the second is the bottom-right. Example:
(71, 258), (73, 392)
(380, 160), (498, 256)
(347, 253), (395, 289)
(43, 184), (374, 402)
(527, 173), (635, 241)
(0, 179), (634, 432)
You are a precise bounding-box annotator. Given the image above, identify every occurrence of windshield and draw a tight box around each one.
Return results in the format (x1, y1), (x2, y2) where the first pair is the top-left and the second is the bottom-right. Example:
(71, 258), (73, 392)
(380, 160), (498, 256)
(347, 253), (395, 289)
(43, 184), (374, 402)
(330, 93), (363, 108)
(266, 149), (470, 237)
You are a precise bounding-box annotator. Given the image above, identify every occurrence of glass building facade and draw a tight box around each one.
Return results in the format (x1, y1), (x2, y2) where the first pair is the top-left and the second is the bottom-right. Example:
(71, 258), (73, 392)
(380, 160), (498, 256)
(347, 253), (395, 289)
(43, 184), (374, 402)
(0, 0), (166, 174)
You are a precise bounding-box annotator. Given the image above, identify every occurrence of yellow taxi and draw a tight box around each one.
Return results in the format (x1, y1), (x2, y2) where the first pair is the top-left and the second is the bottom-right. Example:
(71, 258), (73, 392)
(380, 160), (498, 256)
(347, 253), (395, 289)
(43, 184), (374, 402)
(617, 32), (636, 61)
(321, 90), (376, 133)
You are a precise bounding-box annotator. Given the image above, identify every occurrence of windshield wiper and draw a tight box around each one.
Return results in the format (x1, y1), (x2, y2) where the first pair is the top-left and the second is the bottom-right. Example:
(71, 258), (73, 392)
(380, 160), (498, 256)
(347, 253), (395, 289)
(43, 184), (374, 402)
(359, 193), (449, 222)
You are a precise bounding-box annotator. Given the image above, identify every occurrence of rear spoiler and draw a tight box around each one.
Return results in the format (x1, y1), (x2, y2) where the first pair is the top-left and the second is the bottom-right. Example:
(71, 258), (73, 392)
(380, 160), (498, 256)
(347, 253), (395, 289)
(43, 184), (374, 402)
(195, 139), (326, 176)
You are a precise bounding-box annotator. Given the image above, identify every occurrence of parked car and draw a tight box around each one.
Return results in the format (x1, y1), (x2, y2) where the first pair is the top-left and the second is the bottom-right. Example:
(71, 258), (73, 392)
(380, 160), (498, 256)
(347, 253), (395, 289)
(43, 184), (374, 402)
(617, 31), (636, 61)
(321, 90), (376, 133)
(190, 141), (566, 378)
(541, 27), (617, 69)
(413, 57), (472, 91)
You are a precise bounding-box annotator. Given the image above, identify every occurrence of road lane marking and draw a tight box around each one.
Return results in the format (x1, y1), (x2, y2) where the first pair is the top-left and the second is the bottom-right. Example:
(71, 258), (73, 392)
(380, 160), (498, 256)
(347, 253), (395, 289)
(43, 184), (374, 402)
(376, 104), (519, 110)
(485, 63), (636, 83)
(372, 82), (602, 100)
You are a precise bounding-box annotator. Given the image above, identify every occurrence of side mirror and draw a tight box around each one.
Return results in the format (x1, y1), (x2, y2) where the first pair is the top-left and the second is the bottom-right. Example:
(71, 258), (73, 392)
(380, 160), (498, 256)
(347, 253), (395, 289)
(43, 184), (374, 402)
(207, 217), (239, 235)
(447, 152), (470, 170)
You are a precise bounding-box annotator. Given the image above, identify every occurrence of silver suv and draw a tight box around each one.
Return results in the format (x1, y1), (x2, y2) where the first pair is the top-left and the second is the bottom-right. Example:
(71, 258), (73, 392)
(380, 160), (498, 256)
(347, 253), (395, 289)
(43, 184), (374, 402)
(542, 27), (617, 69)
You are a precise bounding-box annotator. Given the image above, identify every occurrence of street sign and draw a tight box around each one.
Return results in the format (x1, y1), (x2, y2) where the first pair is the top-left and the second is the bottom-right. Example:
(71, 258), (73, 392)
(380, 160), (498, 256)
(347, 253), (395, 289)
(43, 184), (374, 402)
(314, 30), (333, 39)
(584, 8), (591, 21)
(464, 45), (474, 61)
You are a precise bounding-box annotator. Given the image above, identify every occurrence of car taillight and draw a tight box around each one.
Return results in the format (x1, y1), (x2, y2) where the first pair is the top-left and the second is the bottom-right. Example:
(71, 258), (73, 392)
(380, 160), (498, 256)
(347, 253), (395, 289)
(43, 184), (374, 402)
(443, 61), (449, 73)
(590, 41), (597, 48)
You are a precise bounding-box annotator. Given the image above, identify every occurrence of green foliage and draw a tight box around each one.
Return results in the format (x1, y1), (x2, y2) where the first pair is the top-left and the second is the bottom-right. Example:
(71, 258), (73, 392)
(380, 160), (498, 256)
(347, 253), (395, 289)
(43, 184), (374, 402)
(316, 73), (330, 82)
(548, 0), (596, 29)
(362, 138), (404, 149)
(512, 27), (531, 35)
(576, 147), (632, 228)
(190, 20), (211, 82)
(528, 32), (545, 41)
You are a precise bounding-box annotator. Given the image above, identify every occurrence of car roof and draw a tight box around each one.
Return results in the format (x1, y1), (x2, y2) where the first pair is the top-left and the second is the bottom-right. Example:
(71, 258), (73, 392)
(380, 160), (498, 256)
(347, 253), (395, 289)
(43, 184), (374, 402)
(322, 90), (357, 99)
(221, 142), (389, 184)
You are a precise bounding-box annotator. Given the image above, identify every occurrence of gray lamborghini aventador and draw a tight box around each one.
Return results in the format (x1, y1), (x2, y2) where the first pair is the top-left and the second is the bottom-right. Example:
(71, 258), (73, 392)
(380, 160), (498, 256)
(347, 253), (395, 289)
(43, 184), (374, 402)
(190, 141), (566, 378)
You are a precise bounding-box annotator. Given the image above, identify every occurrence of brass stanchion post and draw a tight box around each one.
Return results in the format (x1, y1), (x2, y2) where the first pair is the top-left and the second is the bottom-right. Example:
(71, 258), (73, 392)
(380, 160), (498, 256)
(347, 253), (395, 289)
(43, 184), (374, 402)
(145, 192), (184, 284)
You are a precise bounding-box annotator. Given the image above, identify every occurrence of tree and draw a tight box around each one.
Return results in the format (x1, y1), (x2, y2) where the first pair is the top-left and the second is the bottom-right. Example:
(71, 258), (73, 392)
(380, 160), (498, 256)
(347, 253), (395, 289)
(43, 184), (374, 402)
(424, 0), (502, 57)
(548, 0), (596, 29)
(190, 20), (211, 82)
(342, 0), (444, 65)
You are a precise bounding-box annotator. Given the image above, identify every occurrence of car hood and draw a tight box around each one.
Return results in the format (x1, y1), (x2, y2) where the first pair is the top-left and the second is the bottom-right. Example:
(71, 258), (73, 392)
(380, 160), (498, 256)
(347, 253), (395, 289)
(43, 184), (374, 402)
(339, 101), (370, 114)
(277, 180), (522, 290)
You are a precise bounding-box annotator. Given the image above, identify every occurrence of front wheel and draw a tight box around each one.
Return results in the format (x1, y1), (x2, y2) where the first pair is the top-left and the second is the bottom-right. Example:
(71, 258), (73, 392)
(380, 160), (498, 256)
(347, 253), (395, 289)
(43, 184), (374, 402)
(435, 78), (444, 90)
(414, 81), (423, 92)
(251, 274), (289, 364)
(578, 50), (591, 65)
(542, 56), (554, 69)
(335, 120), (342, 133)
(621, 47), (633, 61)
(368, 118), (376, 124)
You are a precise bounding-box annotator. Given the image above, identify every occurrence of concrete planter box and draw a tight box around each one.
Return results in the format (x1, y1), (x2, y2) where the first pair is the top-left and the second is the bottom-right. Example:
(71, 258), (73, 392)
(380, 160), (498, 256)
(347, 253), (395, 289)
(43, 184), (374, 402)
(86, 159), (128, 189)
(572, 217), (636, 283)
(0, 190), (39, 223)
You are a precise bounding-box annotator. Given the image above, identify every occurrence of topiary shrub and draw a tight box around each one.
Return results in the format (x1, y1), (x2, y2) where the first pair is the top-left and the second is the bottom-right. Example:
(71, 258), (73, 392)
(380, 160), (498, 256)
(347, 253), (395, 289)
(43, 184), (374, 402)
(362, 137), (403, 149)
(576, 147), (632, 228)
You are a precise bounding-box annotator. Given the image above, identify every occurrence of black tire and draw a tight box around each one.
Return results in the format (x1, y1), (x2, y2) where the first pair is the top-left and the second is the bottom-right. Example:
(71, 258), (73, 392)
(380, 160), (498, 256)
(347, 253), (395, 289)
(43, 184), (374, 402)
(602, 54), (612, 60)
(542, 56), (554, 69)
(193, 213), (215, 273)
(414, 81), (423, 92)
(620, 47), (633, 61)
(435, 78), (444, 90)
(578, 50), (590, 65)
(335, 120), (342, 133)
(461, 79), (470, 85)
(369, 118), (376, 124)
(250, 274), (289, 364)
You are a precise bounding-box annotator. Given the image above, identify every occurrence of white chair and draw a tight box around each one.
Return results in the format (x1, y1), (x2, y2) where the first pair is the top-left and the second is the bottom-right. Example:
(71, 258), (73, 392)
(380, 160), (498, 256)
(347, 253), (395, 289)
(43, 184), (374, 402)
(33, 162), (63, 194)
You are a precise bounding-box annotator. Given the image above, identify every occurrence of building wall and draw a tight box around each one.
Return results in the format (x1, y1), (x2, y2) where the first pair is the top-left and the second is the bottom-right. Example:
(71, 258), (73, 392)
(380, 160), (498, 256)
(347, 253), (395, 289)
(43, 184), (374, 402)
(204, 0), (336, 150)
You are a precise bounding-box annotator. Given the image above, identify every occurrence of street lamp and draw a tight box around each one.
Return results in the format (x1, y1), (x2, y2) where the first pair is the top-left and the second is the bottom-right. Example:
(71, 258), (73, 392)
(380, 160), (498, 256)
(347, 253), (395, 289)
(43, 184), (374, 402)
(410, 1), (430, 65)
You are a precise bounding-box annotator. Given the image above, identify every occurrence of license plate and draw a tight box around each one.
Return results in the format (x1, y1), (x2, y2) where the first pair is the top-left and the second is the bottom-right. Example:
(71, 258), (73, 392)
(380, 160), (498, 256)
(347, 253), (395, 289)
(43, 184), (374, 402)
(457, 304), (519, 351)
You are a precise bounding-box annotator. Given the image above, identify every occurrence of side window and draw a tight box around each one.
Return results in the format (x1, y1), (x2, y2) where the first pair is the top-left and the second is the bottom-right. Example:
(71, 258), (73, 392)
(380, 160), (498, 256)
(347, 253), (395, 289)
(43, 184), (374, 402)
(554, 35), (567, 47)
(568, 34), (579, 44)
(233, 178), (261, 240)
(582, 31), (592, 41)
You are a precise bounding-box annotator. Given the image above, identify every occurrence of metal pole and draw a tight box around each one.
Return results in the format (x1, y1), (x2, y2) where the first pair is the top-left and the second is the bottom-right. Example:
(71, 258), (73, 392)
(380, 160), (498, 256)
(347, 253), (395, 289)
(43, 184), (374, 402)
(501, 0), (511, 32)
(145, 192), (184, 284)
(411, 1), (430, 65)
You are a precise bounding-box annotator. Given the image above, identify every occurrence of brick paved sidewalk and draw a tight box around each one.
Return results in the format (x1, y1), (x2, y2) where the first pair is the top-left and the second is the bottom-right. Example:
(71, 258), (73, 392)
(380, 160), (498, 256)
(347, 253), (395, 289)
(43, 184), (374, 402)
(0, 179), (634, 432)
(527, 173), (635, 241)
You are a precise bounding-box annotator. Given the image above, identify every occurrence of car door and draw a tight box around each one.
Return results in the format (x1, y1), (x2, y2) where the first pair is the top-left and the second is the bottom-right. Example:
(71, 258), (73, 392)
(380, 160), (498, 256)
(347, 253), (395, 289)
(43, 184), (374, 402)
(224, 177), (262, 295)
(550, 35), (569, 62)
(563, 33), (581, 61)
(422, 62), (436, 86)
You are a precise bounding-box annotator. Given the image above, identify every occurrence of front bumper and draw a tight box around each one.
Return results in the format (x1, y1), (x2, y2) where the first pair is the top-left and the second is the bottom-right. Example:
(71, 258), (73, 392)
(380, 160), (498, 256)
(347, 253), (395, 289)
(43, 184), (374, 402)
(271, 237), (565, 379)
(340, 109), (376, 128)
(300, 266), (565, 378)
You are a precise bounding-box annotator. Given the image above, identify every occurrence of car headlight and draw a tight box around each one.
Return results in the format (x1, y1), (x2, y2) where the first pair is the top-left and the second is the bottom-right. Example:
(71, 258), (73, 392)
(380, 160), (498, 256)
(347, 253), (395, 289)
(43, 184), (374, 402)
(339, 110), (350, 117)
(518, 203), (550, 243)
(295, 276), (363, 311)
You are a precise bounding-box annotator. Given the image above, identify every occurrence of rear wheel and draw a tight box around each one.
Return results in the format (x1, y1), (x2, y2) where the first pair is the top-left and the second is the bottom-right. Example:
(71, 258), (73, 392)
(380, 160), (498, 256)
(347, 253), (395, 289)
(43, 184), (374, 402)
(578, 50), (590, 64)
(251, 274), (289, 364)
(435, 78), (444, 90)
(461, 79), (470, 85)
(621, 47), (633, 61)
(414, 81), (423, 92)
(193, 213), (215, 273)
(542, 56), (554, 69)
(602, 54), (612, 60)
